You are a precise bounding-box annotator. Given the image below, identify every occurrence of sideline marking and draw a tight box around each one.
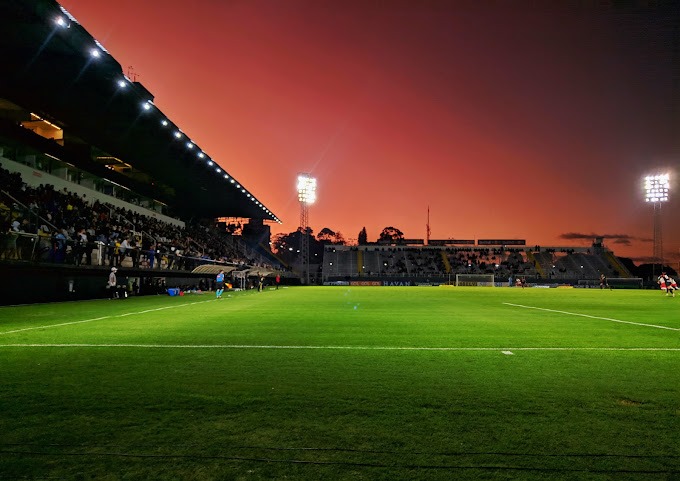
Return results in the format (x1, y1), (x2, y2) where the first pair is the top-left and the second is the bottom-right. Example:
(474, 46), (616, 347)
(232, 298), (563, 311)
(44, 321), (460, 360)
(0, 344), (679, 352)
(503, 303), (680, 331)
(0, 300), (215, 336)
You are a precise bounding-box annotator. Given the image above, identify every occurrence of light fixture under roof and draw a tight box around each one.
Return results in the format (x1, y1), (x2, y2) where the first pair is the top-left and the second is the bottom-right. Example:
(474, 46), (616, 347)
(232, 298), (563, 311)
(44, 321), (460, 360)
(58, 5), (78, 24)
(161, 120), (169, 126)
(174, 131), (182, 139)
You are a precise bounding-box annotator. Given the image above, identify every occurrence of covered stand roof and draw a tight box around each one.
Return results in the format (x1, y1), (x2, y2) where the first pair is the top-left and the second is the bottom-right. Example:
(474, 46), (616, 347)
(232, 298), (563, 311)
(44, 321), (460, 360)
(0, 0), (280, 222)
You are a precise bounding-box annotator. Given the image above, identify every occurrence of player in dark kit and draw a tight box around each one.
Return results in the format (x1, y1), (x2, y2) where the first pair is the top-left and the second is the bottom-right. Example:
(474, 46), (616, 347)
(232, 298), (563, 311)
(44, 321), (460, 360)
(658, 272), (677, 297)
(599, 274), (611, 290)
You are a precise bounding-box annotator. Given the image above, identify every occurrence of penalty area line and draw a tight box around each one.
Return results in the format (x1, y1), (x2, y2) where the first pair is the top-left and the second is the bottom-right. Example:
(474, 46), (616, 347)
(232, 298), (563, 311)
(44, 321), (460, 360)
(0, 299), (216, 336)
(503, 303), (680, 331)
(0, 344), (679, 352)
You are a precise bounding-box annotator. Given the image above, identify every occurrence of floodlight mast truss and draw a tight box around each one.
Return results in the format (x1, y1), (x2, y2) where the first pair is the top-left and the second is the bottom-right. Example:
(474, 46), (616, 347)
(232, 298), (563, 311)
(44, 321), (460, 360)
(297, 174), (317, 284)
(644, 174), (670, 273)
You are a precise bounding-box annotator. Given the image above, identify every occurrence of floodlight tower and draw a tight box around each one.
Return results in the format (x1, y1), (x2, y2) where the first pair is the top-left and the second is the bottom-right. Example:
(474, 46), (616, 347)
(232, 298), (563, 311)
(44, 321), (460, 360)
(644, 173), (670, 276)
(297, 173), (317, 284)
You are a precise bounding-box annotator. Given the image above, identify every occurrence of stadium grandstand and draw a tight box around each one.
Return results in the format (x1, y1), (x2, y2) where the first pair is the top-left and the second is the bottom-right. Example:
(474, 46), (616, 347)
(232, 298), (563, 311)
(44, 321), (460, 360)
(0, 0), (294, 304)
(321, 238), (640, 288)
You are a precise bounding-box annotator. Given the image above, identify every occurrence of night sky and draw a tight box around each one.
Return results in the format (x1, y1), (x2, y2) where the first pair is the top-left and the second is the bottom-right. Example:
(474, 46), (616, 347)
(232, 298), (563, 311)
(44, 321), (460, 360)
(61, 1), (679, 262)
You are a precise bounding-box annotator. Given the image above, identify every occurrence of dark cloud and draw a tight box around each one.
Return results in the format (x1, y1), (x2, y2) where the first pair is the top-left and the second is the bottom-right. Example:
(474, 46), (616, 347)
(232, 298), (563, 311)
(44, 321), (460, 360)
(559, 233), (650, 245)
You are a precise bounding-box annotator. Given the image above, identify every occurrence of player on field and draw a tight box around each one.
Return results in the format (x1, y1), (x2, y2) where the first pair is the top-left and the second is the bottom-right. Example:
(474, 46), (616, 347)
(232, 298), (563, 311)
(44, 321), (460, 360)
(215, 269), (225, 299)
(657, 272), (677, 297)
(599, 274), (611, 290)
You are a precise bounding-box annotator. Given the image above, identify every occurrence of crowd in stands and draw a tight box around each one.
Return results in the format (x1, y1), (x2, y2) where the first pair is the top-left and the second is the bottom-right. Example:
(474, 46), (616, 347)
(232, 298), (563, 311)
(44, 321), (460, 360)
(0, 166), (278, 271)
(323, 245), (624, 281)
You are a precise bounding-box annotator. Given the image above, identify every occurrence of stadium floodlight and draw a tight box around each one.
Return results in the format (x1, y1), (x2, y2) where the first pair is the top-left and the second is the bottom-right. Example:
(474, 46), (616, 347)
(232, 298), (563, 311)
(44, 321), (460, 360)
(644, 174), (670, 203)
(297, 173), (317, 284)
(297, 174), (317, 204)
(644, 172), (671, 277)
(89, 48), (101, 58)
(117, 79), (127, 88)
(161, 120), (169, 127)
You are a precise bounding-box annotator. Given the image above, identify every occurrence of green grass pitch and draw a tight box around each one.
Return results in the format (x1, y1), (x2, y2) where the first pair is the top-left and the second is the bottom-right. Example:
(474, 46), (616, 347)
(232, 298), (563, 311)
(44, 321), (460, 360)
(0, 286), (678, 480)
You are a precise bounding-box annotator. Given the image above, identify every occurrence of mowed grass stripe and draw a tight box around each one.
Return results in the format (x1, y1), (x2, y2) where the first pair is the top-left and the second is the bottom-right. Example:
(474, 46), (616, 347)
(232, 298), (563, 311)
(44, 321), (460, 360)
(1, 343), (680, 351)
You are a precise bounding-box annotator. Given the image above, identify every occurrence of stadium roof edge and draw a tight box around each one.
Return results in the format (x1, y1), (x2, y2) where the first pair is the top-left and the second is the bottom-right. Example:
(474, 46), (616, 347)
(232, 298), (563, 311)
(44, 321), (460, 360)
(0, 0), (281, 223)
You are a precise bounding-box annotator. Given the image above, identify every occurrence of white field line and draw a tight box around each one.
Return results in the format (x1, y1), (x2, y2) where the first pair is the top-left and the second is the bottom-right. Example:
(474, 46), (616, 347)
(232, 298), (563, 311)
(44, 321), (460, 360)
(503, 303), (680, 331)
(0, 344), (679, 352)
(0, 300), (215, 336)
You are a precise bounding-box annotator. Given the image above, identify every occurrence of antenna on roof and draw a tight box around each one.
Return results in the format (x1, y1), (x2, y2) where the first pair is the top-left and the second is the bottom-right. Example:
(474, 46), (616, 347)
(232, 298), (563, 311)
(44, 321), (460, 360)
(127, 65), (139, 82)
(426, 205), (431, 246)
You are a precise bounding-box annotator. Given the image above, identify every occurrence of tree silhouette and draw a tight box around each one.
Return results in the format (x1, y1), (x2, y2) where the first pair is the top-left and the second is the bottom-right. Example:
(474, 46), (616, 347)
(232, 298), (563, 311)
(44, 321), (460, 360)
(317, 227), (345, 245)
(379, 226), (404, 243)
(358, 227), (368, 245)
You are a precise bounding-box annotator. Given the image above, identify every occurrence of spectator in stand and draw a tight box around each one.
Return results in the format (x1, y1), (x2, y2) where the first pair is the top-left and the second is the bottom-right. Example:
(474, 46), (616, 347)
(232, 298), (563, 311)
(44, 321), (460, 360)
(129, 239), (140, 268)
(148, 243), (156, 269)
(51, 229), (67, 263)
(1, 222), (19, 260)
(73, 228), (89, 265)
(119, 237), (130, 266)
(155, 243), (164, 269)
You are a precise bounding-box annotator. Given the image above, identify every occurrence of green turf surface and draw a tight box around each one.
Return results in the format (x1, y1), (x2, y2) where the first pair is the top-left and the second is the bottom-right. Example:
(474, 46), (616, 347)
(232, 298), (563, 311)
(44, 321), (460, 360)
(0, 286), (678, 480)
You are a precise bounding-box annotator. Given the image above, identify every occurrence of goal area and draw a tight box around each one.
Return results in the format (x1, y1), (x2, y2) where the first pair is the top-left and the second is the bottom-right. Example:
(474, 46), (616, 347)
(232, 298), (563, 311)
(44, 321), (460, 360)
(455, 274), (495, 287)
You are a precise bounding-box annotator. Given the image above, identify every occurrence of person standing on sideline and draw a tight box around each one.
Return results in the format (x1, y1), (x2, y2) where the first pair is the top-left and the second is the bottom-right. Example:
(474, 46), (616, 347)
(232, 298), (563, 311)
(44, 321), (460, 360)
(108, 267), (119, 299)
(275, 274), (280, 289)
(215, 269), (225, 299)
(258, 275), (264, 292)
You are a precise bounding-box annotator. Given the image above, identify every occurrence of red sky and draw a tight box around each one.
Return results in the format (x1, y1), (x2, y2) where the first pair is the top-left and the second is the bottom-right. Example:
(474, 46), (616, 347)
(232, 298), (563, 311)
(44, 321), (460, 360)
(61, 1), (679, 262)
